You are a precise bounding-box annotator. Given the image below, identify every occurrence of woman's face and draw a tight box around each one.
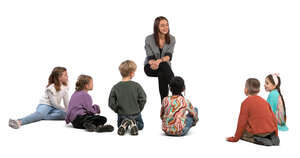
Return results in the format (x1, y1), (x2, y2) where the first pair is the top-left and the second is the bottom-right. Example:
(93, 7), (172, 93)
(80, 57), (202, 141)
(264, 78), (276, 92)
(159, 19), (169, 35)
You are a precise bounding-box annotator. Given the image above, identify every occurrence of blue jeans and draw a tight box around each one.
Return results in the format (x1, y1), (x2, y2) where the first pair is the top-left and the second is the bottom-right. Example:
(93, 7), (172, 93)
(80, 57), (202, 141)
(117, 113), (144, 130)
(20, 104), (66, 125)
(180, 107), (198, 136)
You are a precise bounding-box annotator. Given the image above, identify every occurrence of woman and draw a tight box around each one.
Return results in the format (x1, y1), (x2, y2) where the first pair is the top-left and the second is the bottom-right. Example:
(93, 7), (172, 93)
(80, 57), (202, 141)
(144, 16), (175, 101)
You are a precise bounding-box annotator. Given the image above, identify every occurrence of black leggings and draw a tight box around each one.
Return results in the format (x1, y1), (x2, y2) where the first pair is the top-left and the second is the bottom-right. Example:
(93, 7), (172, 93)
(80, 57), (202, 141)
(144, 62), (174, 101)
(71, 114), (107, 129)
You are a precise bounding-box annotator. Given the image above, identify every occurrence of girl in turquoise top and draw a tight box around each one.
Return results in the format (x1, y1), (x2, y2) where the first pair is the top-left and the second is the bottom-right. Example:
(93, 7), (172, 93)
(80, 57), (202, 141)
(264, 74), (288, 131)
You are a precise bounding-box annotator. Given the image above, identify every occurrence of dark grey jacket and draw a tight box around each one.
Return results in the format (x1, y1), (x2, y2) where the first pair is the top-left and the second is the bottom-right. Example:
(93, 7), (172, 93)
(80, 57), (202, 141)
(144, 34), (176, 66)
(108, 81), (147, 116)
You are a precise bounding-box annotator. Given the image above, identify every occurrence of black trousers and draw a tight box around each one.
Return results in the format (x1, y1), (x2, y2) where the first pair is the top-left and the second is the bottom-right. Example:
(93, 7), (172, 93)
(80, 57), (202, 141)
(144, 62), (174, 101)
(71, 114), (107, 129)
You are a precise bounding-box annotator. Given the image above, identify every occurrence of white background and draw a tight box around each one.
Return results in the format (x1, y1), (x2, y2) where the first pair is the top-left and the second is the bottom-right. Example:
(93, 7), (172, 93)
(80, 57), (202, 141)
(1, 0), (300, 157)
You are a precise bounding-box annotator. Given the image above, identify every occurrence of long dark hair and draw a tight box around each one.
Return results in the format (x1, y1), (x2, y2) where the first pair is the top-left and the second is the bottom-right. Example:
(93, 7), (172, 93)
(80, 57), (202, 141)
(47, 67), (67, 91)
(154, 16), (170, 47)
(266, 74), (287, 122)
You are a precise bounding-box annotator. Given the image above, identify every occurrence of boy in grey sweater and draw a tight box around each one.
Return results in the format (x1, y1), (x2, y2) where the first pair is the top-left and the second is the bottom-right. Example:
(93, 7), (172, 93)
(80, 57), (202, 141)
(109, 60), (147, 136)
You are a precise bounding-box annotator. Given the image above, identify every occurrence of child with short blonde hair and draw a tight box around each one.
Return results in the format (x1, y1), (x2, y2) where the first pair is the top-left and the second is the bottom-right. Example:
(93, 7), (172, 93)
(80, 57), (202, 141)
(109, 60), (147, 136)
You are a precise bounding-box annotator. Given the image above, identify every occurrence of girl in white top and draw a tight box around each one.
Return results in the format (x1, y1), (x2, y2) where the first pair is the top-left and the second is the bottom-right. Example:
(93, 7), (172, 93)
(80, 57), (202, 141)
(9, 67), (69, 129)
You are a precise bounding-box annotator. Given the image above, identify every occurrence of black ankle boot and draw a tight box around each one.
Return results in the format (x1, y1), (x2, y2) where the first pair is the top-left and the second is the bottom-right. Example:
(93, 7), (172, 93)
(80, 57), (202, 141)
(96, 125), (114, 132)
(83, 122), (96, 132)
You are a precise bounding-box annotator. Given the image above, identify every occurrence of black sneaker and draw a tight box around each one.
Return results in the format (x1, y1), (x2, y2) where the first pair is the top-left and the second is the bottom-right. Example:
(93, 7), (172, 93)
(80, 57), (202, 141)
(83, 122), (96, 132)
(96, 124), (114, 132)
(129, 119), (138, 136)
(118, 119), (130, 136)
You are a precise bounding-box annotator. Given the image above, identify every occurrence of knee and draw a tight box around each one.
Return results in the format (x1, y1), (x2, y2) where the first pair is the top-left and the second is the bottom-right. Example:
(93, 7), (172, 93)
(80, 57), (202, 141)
(137, 123), (144, 130)
(158, 62), (169, 69)
(136, 118), (144, 130)
(59, 111), (66, 118)
(194, 107), (198, 113)
(102, 116), (107, 123)
(144, 64), (152, 76)
(35, 111), (47, 119)
(158, 62), (172, 74)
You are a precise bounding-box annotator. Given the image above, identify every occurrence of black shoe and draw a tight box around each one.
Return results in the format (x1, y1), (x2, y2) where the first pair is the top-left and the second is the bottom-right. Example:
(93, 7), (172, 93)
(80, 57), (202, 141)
(118, 119), (130, 136)
(83, 122), (96, 132)
(129, 120), (138, 136)
(96, 125), (114, 132)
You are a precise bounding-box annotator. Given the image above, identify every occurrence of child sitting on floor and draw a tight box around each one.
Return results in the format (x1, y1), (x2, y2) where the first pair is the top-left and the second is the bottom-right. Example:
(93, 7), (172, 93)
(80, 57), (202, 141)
(227, 78), (279, 146)
(265, 74), (288, 131)
(109, 60), (147, 136)
(66, 75), (114, 132)
(160, 76), (198, 136)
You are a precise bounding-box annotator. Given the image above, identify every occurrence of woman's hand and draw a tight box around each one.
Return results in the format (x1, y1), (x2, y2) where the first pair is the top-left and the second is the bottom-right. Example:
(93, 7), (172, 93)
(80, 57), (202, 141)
(156, 59), (163, 64)
(149, 59), (158, 70)
(150, 64), (159, 70)
(148, 59), (155, 65)
(149, 59), (162, 70)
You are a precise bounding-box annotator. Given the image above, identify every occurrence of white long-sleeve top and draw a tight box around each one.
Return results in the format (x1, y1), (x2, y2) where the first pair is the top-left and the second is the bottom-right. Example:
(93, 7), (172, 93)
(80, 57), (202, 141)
(39, 84), (69, 111)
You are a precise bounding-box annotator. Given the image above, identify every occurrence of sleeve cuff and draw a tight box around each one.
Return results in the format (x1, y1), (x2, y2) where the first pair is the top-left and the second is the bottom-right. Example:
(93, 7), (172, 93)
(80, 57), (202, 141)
(147, 55), (156, 61)
(164, 53), (172, 61)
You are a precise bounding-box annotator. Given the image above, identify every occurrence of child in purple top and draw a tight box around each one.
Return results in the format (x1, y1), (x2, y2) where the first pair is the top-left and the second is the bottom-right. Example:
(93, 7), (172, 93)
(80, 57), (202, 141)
(66, 75), (114, 132)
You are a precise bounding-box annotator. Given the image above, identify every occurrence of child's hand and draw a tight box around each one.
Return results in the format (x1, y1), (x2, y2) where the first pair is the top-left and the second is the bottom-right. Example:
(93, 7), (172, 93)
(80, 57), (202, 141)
(226, 137), (238, 142)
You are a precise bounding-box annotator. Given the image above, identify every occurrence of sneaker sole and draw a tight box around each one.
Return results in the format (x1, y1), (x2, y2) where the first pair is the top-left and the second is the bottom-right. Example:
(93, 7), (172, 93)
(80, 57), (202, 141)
(118, 127), (126, 135)
(129, 120), (138, 135)
(130, 126), (138, 135)
(9, 119), (20, 129)
(117, 120), (130, 135)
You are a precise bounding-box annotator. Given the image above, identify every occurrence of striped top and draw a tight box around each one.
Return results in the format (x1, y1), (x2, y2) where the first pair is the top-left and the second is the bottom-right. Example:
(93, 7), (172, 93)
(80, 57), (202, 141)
(160, 95), (198, 135)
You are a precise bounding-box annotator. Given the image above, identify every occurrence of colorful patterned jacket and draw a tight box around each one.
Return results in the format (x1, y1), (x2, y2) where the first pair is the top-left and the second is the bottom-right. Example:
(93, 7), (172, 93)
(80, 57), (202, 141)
(160, 95), (198, 135)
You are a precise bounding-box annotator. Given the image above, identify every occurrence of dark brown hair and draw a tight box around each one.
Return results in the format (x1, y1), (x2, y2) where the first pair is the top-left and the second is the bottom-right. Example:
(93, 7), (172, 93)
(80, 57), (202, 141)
(47, 67), (67, 91)
(154, 16), (170, 47)
(169, 76), (185, 95)
(246, 78), (260, 95)
(266, 74), (286, 122)
(75, 75), (92, 92)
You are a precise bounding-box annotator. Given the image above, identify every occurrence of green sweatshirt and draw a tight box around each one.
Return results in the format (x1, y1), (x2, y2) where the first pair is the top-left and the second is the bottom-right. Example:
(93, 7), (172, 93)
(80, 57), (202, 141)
(109, 81), (147, 115)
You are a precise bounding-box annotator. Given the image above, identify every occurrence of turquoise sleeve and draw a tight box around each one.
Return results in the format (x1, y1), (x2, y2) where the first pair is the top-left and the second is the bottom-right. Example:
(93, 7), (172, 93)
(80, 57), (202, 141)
(267, 91), (279, 113)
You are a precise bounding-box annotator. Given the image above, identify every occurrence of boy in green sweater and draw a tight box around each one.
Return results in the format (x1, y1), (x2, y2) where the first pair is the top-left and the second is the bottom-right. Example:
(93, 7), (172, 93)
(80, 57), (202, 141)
(109, 60), (147, 136)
